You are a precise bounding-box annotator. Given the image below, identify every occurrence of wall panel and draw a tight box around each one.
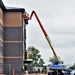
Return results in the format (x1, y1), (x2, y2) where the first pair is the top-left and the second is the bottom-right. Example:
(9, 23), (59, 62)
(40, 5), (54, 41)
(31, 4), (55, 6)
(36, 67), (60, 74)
(3, 12), (22, 27)
(3, 43), (23, 56)
(0, 8), (3, 25)
(3, 27), (22, 41)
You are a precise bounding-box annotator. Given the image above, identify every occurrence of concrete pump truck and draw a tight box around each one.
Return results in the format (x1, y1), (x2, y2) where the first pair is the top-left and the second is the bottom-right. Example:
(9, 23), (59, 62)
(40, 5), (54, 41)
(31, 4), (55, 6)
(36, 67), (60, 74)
(23, 11), (71, 75)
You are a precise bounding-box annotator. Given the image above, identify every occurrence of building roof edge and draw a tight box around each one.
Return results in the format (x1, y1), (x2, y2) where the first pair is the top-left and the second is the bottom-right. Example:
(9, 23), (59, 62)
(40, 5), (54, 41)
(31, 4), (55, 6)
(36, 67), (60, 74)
(6, 8), (25, 13)
(0, 0), (25, 13)
(0, 0), (6, 11)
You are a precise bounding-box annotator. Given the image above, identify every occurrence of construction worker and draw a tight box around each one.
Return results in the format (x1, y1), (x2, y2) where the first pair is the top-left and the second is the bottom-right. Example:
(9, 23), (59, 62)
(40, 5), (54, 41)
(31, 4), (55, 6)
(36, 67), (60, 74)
(23, 12), (29, 24)
(22, 65), (25, 73)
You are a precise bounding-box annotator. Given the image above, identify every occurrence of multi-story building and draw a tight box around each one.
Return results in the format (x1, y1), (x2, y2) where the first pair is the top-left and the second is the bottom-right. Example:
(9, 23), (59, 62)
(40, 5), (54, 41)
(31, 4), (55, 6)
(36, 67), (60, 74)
(0, 0), (26, 74)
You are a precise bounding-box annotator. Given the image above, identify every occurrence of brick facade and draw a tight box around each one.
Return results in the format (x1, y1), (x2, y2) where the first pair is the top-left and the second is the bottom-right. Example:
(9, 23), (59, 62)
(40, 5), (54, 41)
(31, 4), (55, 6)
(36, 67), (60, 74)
(0, 0), (26, 74)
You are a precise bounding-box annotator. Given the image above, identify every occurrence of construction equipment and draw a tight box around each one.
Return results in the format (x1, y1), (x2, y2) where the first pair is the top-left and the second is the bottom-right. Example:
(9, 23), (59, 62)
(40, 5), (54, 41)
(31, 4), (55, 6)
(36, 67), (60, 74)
(23, 11), (71, 75)
(24, 10), (59, 64)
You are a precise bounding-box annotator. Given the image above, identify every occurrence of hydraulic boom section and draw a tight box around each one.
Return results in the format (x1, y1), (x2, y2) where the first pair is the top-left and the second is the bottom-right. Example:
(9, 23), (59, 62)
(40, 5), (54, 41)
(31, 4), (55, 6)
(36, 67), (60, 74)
(24, 10), (59, 63)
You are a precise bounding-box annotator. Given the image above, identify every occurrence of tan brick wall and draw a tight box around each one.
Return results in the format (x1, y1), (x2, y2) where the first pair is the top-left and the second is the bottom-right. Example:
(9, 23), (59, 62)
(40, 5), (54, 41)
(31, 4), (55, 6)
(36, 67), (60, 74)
(0, 8), (3, 64)
(3, 12), (22, 27)
(0, 8), (3, 25)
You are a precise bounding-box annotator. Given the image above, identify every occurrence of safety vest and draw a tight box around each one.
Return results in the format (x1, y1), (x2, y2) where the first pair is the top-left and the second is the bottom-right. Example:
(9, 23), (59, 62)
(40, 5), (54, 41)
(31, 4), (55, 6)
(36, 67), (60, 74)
(22, 66), (25, 70)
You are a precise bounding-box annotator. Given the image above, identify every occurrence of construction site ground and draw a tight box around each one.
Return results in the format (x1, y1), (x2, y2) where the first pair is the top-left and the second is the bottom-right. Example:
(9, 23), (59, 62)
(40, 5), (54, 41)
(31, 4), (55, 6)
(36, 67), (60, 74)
(0, 73), (47, 75)
(22, 73), (48, 75)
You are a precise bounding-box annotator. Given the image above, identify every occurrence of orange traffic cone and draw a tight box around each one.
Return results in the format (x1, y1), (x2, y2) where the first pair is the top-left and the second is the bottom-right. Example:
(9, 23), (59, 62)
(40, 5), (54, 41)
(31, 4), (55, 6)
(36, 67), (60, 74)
(12, 69), (14, 75)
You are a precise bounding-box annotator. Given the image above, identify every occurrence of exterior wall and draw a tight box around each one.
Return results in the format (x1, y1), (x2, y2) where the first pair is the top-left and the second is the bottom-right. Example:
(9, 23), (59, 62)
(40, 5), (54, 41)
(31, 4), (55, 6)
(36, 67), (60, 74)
(3, 12), (24, 73)
(3, 12), (22, 27)
(3, 27), (22, 41)
(0, 0), (26, 74)
(0, 8), (3, 25)
(0, 7), (3, 73)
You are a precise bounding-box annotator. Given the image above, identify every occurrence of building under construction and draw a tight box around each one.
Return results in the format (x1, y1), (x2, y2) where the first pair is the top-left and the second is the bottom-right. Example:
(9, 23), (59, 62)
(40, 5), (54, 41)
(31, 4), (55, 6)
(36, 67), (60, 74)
(0, 0), (26, 74)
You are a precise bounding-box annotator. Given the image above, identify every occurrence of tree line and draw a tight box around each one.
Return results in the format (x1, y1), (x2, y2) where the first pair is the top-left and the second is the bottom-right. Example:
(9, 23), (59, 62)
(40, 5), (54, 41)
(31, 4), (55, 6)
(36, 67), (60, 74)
(27, 46), (75, 70)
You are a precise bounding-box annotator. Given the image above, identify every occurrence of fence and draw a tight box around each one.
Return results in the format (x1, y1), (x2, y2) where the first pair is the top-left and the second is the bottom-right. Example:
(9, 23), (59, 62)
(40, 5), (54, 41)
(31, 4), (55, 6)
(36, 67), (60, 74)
(0, 64), (23, 75)
(0, 64), (11, 75)
(0, 64), (52, 75)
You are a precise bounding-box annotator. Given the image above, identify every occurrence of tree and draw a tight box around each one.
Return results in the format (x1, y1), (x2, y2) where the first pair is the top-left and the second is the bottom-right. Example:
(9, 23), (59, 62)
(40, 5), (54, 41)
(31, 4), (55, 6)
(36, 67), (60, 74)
(39, 58), (45, 67)
(69, 63), (75, 70)
(27, 46), (45, 67)
(49, 56), (64, 64)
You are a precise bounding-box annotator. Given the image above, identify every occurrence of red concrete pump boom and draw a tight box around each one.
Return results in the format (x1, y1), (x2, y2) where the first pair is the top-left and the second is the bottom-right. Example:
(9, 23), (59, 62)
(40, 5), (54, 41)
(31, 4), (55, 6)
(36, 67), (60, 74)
(24, 10), (59, 62)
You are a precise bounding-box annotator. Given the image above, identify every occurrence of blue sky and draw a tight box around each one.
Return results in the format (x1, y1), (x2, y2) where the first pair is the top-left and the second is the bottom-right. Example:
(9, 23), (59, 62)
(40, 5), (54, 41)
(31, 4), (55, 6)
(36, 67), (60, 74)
(3, 0), (75, 65)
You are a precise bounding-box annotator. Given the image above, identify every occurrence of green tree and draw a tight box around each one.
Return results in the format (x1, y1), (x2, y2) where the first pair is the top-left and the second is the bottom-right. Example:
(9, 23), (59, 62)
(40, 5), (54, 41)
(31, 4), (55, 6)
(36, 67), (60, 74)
(49, 56), (64, 64)
(69, 63), (75, 70)
(39, 58), (45, 67)
(27, 46), (45, 67)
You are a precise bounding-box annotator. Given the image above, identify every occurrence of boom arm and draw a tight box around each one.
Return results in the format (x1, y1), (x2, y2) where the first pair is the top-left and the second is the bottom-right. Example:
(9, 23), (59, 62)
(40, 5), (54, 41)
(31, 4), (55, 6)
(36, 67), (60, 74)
(24, 11), (59, 61)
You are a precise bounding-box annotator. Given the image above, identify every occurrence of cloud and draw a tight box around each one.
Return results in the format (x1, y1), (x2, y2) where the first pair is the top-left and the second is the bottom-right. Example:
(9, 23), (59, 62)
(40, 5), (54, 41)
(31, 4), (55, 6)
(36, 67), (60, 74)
(3, 0), (75, 65)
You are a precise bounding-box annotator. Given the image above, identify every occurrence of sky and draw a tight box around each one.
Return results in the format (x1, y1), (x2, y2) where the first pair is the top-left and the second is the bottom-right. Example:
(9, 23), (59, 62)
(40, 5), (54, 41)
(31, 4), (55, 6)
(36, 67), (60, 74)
(3, 0), (75, 65)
